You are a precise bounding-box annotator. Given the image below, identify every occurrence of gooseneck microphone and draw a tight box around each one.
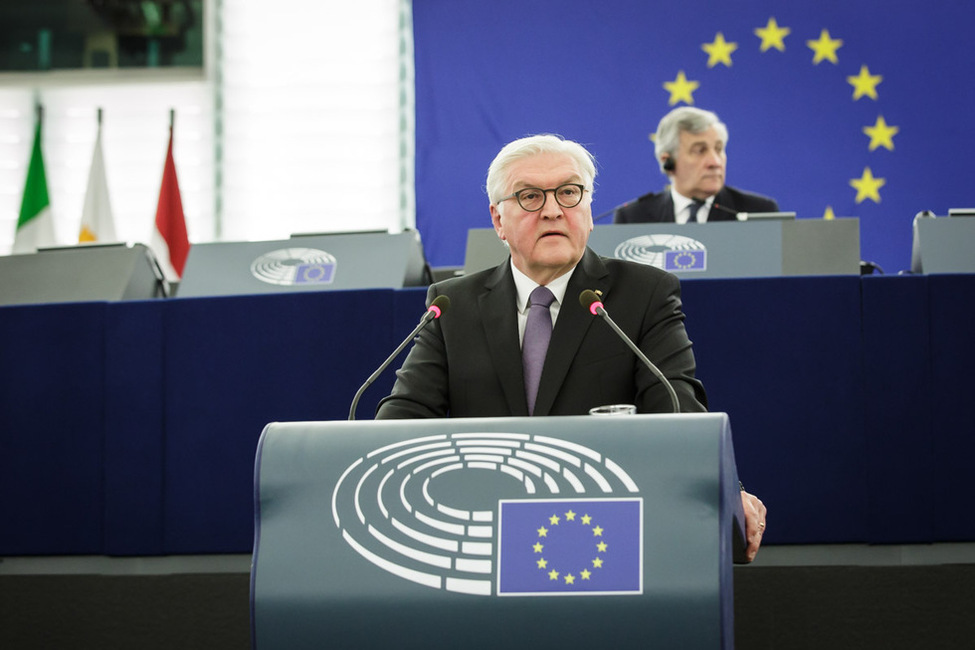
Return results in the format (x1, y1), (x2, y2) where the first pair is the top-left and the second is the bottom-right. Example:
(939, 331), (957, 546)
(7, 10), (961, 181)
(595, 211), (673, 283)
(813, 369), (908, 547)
(348, 295), (450, 421)
(579, 290), (681, 413)
(712, 202), (746, 220)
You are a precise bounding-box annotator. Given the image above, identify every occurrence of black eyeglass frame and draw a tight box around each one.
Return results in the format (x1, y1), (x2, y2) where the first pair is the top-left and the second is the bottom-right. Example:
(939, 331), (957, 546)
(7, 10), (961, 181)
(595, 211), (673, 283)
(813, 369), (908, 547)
(497, 183), (589, 212)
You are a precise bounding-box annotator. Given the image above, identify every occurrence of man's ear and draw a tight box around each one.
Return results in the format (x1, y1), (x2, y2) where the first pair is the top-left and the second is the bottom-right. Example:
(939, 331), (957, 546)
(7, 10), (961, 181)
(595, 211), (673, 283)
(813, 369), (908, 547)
(490, 203), (505, 240)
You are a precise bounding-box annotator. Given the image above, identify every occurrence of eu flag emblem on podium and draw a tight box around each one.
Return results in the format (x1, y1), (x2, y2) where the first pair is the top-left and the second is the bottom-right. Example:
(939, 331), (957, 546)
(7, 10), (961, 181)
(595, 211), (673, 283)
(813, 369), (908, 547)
(497, 498), (643, 596)
(294, 262), (336, 284)
(664, 249), (706, 272)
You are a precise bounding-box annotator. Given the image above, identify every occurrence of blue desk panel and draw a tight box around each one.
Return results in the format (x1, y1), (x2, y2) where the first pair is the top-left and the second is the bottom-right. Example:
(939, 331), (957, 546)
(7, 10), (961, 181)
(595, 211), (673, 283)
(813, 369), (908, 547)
(683, 277), (866, 544)
(0, 302), (106, 554)
(928, 276), (975, 541)
(1, 276), (973, 555)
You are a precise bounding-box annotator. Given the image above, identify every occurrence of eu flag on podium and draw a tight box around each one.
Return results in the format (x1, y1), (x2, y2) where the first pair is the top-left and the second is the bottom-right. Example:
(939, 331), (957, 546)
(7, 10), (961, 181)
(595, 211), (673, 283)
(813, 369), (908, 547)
(664, 249), (707, 272)
(497, 498), (643, 595)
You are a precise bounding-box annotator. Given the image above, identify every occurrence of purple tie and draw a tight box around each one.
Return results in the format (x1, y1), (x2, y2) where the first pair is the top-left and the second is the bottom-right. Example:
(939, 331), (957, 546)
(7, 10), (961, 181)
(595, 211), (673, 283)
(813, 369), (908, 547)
(523, 286), (555, 415)
(688, 200), (705, 222)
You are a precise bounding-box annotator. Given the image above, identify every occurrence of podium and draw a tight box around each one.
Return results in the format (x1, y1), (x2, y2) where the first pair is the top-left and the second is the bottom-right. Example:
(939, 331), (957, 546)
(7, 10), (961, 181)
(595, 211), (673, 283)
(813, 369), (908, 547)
(251, 413), (746, 649)
(464, 220), (860, 278)
(177, 231), (429, 298)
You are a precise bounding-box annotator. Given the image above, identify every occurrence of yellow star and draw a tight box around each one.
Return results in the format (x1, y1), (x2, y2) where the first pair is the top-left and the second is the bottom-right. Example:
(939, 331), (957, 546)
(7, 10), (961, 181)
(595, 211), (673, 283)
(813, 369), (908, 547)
(537, 526), (548, 537)
(597, 541), (608, 552)
(548, 570), (559, 581)
(564, 510), (576, 521)
(823, 205), (836, 221)
(581, 514), (592, 525)
(580, 569), (592, 580)
(806, 29), (843, 64)
(533, 542), (544, 553)
(79, 225), (97, 242)
(592, 525), (603, 537)
(702, 32), (738, 68)
(549, 514), (560, 526)
(754, 17), (790, 52)
(536, 558), (547, 569)
(564, 573), (576, 585)
(850, 167), (886, 204)
(663, 70), (700, 106)
(863, 116), (899, 151)
(592, 557), (604, 568)
(847, 65), (882, 100)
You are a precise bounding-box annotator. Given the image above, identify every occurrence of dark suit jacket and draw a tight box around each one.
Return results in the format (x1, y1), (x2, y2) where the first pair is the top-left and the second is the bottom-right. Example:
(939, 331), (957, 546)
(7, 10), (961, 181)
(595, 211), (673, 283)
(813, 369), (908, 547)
(613, 185), (779, 224)
(375, 248), (707, 419)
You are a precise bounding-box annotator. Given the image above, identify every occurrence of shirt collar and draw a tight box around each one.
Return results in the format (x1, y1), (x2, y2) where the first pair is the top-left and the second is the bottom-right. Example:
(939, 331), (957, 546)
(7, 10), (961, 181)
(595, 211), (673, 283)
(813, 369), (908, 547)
(511, 261), (573, 313)
(670, 186), (714, 222)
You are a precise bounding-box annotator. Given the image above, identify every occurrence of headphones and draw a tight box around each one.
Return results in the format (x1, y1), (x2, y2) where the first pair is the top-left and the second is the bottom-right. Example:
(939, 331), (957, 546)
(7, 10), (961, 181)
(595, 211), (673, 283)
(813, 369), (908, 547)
(662, 156), (675, 172)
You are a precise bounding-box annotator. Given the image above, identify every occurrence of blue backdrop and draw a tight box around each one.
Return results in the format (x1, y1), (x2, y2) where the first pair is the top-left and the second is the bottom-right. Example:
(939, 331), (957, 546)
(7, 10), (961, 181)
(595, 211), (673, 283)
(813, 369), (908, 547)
(413, 0), (975, 275)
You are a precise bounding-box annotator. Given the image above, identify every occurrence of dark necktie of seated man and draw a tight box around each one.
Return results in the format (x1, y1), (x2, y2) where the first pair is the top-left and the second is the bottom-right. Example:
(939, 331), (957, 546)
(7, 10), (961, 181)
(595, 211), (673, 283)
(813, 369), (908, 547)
(688, 199), (706, 223)
(522, 285), (555, 415)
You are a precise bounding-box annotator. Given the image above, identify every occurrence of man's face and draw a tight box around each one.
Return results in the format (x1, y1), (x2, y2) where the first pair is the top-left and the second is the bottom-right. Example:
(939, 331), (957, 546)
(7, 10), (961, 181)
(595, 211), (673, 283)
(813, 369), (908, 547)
(669, 126), (727, 200)
(490, 152), (593, 285)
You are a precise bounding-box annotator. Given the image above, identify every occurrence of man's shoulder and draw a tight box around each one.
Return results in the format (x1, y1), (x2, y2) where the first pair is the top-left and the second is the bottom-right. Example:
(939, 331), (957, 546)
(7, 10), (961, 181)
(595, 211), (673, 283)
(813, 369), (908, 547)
(614, 189), (671, 223)
(431, 260), (509, 298)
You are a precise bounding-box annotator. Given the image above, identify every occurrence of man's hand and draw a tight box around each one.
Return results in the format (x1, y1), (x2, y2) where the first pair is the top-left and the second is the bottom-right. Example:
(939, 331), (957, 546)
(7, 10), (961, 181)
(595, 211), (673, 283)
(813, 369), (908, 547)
(741, 490), (767, 562)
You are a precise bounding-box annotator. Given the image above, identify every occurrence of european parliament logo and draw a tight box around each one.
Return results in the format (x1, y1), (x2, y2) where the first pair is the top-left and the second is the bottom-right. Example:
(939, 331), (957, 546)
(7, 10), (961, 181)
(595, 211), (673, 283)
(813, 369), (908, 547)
(615, 234), (708, 273)
(249, 247), (337, 286)
(331, 432), (644, 597)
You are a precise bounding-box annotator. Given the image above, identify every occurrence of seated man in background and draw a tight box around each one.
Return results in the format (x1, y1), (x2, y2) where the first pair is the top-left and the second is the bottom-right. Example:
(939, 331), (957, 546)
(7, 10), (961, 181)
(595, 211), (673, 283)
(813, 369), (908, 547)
(376, 133), (767, 561)
(614, 106), (779, 224)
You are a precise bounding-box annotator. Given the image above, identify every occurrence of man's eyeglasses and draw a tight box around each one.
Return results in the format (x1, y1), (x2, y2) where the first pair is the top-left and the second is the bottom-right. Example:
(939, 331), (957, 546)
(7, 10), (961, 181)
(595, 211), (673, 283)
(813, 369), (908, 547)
(498, 183), (589, 212)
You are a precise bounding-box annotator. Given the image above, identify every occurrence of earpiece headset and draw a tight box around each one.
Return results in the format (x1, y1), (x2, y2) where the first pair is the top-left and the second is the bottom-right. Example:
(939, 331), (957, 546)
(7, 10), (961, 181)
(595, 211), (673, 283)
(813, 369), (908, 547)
(662, 156), (675, 172)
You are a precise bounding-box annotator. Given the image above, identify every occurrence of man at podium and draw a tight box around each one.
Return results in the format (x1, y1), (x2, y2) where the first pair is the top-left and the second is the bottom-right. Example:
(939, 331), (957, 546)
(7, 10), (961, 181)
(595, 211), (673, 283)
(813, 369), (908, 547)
(376, 134), (766, 561)
(614, 106), (779, 224)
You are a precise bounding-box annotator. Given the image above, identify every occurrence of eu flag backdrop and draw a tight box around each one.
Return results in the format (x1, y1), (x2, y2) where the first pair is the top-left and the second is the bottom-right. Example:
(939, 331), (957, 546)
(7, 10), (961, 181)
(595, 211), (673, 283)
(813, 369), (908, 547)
(414, 0), (975, 275)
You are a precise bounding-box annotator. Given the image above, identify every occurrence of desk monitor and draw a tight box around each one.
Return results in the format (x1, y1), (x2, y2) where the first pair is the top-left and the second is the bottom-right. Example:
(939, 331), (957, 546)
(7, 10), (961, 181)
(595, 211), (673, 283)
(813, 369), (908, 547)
(911, 212), (975, 273)
(0, 243), (165, 306)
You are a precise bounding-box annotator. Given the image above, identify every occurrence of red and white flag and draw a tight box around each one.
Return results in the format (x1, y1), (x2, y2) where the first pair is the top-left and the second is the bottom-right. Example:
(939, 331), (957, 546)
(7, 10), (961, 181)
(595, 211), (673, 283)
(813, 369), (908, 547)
(149, 123), (190, 280)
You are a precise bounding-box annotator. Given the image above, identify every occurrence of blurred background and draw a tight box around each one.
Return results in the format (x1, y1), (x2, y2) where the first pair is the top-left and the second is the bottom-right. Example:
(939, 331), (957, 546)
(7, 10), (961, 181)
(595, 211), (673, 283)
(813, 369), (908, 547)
(2, 0), (973, 274)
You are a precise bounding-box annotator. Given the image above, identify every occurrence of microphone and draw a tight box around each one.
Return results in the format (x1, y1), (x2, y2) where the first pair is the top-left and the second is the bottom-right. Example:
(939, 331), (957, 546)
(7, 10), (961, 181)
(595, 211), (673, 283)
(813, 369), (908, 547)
(348, 295), (450, 420)
(579, 290), (681, 413)
(712, 202), (746, 221)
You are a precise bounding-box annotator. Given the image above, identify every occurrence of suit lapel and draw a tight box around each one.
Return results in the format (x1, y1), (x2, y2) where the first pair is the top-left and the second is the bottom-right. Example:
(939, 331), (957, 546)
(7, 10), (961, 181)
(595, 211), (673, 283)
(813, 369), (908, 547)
(533, 249), (610, 416)
(664, 191), (677, 223)
(479, 261), (530, 416)
(715, 187), (734, 210)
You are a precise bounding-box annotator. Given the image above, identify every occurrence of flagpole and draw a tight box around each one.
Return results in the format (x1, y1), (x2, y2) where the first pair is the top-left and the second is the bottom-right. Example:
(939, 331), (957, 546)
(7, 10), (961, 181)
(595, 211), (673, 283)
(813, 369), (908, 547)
(149, 106), (190, 288)
(13, 100), (55, 254)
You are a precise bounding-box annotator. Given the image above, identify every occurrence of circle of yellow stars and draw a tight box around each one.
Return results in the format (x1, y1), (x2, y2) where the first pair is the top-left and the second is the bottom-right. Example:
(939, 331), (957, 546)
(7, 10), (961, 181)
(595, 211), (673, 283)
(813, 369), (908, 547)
(660, 16), (897, 215)
(533, 509), (608, 586)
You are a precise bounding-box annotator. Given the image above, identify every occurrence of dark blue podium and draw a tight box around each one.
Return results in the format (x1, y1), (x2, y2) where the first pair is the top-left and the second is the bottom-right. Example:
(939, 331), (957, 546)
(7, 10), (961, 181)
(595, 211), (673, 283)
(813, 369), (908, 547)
(251, 413), (746, 649)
